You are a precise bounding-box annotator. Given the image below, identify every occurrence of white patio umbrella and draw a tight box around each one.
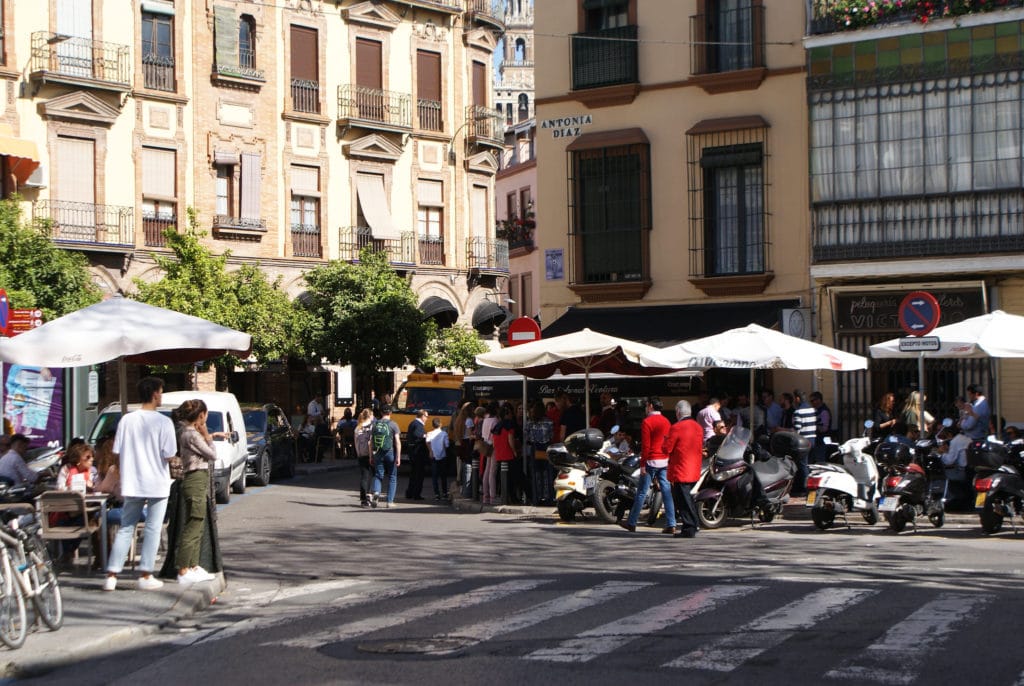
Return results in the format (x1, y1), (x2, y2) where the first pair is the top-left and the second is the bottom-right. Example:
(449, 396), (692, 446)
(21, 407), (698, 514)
(0, 296), (252, 412)
(475, 328), (678, 419)
(639, 323), (868, 421)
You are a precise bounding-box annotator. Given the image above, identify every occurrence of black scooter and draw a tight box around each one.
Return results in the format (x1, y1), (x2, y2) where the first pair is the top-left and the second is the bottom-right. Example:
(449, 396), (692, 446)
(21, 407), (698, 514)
(589, 449), (662, 527)
(878, 434), (948, 532)
(694, 427), (802, 528)
(969, 438), (1024, 534)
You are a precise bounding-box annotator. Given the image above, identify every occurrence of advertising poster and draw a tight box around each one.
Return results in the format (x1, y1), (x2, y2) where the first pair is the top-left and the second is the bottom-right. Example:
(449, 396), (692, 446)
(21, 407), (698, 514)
(2, 364), (63, 447)
(545, 248), (564, 280)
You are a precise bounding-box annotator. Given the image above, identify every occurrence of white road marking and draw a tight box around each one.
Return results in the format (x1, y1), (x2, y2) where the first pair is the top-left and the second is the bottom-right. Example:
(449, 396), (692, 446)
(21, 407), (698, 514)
(524, 584), (761, 664)
(278, 578), (553, 649)
(428, 581), (653, 654)
(826, 593), (989, 684)
(666, 587), (877, 671)
(242, 578), (372, 607)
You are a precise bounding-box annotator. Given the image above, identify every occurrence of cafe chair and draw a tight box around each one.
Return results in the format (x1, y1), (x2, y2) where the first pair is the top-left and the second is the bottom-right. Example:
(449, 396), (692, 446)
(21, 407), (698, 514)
(37, 491), (102, 571)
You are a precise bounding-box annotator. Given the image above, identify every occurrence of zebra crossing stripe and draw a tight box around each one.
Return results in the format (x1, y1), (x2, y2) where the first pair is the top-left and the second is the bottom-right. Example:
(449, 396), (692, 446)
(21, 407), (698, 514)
(278, 578), (553, 649)
(243, 579), (372, 607)
(428, 581), (654, 655)
(666, 587), (877, 671)
(825, 593), (989, 684)
(524, 584), (761, 664)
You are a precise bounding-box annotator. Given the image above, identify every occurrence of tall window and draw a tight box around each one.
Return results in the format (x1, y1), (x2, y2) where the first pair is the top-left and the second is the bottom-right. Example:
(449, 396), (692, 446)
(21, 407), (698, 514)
(416, 50), (442, 131)
(417, 180), (444, 265)
(239, 15), (256, 69)
(573, 0), (637, 91)
(584, 0), (628, 31)
(692, 0), (764, 76)
(290, 165), (321, 258)
(519, 187), (532, 220)
(213, 6), (263, 80)
(517, 93), (529, 122)
(141, 11), (174, 91)
(701, 144), (764, 275)
(215, 165), (234, 217)
(141, 147), (177, 246)
(570, 141), (650, 284)
(290, 25), (320, 114)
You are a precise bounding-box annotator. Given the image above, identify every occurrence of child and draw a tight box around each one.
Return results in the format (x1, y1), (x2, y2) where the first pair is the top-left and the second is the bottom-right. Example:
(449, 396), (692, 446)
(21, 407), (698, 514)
(426, 417), (450, 500)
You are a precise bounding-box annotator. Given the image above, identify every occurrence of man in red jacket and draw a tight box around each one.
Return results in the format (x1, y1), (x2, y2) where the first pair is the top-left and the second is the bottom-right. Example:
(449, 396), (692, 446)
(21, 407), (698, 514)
(666, 399), (703, 538)
(620, 397), (676, 534)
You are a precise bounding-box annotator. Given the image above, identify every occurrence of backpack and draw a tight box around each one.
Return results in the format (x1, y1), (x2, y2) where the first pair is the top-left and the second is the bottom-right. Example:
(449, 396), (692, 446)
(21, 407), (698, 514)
(371, 419), (394, 455)
(354, 422), (372, 457)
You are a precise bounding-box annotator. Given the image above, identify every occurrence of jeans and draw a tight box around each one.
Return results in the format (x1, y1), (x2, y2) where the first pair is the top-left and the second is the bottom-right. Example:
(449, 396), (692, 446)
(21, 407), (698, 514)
(531, 459), (553, 505)
(372, 451), (397, 503)
(107, 495), (168, 575)
(627, 465), (676, 529)
(431, 457), (448, 496)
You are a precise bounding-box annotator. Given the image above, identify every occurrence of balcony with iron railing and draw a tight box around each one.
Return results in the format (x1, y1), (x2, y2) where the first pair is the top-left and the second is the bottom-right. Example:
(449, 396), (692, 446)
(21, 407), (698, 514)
(30, 31), (131, 92)
(213, 215), (267, 231)
(417, 236), (445, 266)
(806, 0), (1024, 35)
(142, 53), (175, 92)
(214, 48), (265, 83)
(465, 105), (504, 148)
(291, 224), (323, 258)
(142, 213), (176, 247)
(465, 0), (506, 30)
(33, 200), (135, 248)
(466, 236), (509, 272)
(291, 79), (320, 114)
(417, 98), (443, 132)
(337, 85), (412, 132)
(339, 226), (415, 264)
(571, 25), (638, 91)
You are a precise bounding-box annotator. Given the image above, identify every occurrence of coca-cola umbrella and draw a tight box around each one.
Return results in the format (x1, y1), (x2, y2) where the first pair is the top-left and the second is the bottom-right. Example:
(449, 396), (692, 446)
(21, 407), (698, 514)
(475, 328), (679, 419)
(0, 296), (252, 412)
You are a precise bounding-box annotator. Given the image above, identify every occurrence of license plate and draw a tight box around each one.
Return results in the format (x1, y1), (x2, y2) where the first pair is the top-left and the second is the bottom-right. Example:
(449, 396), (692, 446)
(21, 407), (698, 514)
(805, 490), (816, 507)
(975, 492), (987, 508)
(584, 475), (598, 490)
(878, 497), (898, 513)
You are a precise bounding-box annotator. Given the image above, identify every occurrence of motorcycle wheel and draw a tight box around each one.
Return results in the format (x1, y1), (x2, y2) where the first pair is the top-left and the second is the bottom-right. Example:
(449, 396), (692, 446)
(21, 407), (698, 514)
(646, 492), (663, 527)
(758, 507), (775, 523)
(812, 508), (835, 530)
(697, 497), (726, 529)
(556, 498), (578, 522)
(928, 510), (945, 528)
(862, 502), (879, 526)
(592, 480), (619, 525)
(980, 500), (1003, 534)
(888, 509), (907, 533)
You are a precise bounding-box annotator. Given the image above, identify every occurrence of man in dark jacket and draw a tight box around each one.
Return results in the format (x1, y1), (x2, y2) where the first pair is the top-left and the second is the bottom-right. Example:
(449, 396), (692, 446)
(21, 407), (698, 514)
(405, 409), (429, 500)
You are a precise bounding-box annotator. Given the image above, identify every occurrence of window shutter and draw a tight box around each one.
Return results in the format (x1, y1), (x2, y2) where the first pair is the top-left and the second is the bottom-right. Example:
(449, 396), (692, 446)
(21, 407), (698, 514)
(356, 38), (382, 89)
(240, 152), (261, 220)
(291, 165), (320, 197)
(142, 147), (176, 200)
(290, 25), (318, 81)
(472, 61), (487, 106)
(417, 179), (443, 207)
(416, 50), (441, 102)
(214, 5), (238, 69)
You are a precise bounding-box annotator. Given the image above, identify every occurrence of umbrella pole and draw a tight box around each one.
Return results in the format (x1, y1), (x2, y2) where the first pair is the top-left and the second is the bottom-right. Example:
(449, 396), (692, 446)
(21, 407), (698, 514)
(119, 357), (128, 415)
(522, 375), (528, 480)
(585, 371), (590, 425)
(750, 368), (755, 431)
(917, 352), (926, 433)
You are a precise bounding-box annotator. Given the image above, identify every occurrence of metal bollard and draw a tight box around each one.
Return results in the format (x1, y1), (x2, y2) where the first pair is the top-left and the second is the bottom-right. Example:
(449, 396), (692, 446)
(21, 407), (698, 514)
(500, 462), (510, 505)
(471, 456), (480, 500)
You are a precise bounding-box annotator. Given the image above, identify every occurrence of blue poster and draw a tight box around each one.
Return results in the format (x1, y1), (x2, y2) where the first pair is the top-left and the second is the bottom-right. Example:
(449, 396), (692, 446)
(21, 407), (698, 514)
(545, 248), (564, 281)
(2, 365), (63, 448)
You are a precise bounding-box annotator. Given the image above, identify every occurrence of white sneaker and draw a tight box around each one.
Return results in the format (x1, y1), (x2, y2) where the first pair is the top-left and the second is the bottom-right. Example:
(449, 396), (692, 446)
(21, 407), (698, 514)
(102, 575), (117, 592)
(191, 566), (216, 582)
(138, 575), (164, 591)
(177, 570), (198, 585)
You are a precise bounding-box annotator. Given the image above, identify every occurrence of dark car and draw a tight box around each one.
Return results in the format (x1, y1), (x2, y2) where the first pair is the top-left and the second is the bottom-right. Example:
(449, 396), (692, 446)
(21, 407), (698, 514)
(242, 404), (297, 485)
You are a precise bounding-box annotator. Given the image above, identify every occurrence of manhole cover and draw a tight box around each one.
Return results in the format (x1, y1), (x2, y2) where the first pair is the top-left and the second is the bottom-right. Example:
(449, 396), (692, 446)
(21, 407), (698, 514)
(356, 638), (466, 655)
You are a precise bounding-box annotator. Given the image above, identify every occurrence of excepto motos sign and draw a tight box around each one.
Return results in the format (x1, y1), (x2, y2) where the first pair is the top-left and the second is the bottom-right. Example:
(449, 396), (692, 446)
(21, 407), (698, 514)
(540, 114), (594, 138)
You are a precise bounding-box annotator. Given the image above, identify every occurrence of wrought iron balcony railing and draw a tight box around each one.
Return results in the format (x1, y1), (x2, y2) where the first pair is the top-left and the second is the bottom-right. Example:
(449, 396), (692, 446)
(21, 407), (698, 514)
(215, 48), (265, 82)
(291, 224), (323, 258)
(466, 236), (509, 272)
(142, 213), (176, 247)
(465, 0), (506, 29)
(30, 31), (131, 90)
(33, 200), (135, 247)
(337, 85), (412, 130)
(291, 79), (320, 114)
(417, 236), (445, 266)
(213, 215), (267, 231)
(571, 25), (638, 91)
(142, 53), (175, 92)
(339, 226), (415, 264)
(417, 98), (443, 132)
(466, 105), (503, 146)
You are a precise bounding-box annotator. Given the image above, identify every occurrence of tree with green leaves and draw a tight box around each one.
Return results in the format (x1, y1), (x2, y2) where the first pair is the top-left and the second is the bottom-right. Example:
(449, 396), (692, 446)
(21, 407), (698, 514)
(134, 209), (307, 364)
(302, 248), (429, 385)
(0, 198), (102, 319)
(423, 323), (488, 373)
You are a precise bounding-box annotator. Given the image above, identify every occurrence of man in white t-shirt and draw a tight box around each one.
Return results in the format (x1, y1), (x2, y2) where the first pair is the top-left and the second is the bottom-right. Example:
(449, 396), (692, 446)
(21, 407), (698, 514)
(307, 396), (324, 419)
(104, 376), (177, 592)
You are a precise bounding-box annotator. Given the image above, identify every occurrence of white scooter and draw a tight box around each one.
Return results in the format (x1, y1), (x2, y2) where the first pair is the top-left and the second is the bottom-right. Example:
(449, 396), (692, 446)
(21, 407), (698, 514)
(550, 428), (608, 522)
(805, 421), (881, 530)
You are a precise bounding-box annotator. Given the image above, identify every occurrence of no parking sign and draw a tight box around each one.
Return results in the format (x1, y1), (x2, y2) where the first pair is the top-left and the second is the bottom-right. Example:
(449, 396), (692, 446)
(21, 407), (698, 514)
(898, 291), (941, 337)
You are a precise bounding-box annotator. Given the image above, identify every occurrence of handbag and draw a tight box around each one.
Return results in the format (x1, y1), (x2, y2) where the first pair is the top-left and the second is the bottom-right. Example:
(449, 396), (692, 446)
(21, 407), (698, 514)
(168, 456), (185, 480)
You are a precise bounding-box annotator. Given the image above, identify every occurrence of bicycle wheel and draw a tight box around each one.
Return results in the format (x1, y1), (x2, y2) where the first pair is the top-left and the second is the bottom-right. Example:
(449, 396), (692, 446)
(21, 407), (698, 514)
(0, 552), (27, 649)
(25, 537), (61, 631)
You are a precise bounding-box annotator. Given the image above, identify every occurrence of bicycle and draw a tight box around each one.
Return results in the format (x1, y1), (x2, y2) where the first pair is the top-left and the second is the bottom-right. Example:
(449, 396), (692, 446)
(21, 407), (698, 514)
(0, 510), (63, 648)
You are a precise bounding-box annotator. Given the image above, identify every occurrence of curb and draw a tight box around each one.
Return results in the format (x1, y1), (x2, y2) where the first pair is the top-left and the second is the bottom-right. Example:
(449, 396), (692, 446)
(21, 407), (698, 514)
(0, 573), (226, 680)
(294, 459), (358, 476)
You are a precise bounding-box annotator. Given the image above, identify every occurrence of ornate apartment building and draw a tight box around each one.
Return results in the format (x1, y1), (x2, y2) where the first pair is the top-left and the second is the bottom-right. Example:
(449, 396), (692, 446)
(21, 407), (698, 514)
(0, 0), (509, 341)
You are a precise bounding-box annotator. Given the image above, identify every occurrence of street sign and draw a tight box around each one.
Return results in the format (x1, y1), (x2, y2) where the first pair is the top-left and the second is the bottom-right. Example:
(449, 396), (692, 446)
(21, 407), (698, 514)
(0, 289), (8, 337)
(898, 291), (941, 337)
(7, 308), (43, 336)
(898, 336), (940, 352)
(507, 316), (541, 346)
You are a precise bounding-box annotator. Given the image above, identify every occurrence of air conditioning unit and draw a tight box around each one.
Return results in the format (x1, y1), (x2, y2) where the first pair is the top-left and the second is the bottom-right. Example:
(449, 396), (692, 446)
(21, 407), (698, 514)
(781, 308), (811, 340)
(22, 163), (46, 189)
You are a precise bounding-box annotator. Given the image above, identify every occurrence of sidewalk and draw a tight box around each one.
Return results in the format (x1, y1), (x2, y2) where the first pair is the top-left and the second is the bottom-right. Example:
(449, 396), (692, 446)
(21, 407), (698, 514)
(0, 571), (225, 680)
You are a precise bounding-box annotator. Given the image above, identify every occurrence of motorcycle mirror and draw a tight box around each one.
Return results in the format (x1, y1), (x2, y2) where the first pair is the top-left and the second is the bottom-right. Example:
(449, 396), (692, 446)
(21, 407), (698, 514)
(863, 419), (875, 429)
(942, 417), (954, 428)
(823, 437), (834, 445)
(609, 425), (620, 435)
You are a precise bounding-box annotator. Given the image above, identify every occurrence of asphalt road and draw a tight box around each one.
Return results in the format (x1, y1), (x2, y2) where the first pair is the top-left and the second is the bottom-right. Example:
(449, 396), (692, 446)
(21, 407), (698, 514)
(22, 466), (1024, 686)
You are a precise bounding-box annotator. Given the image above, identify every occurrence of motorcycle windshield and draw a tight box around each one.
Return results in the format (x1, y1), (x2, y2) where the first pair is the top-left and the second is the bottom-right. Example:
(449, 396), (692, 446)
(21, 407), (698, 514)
(716, 426), (751, 462)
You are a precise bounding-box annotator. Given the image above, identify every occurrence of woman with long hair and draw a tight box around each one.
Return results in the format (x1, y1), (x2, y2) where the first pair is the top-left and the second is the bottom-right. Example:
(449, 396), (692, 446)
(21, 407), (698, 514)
(900, 391), (934, 434)
(872, 392), (898, 439)
(452, 402), (475, 494)
(353, 408), (375, 506)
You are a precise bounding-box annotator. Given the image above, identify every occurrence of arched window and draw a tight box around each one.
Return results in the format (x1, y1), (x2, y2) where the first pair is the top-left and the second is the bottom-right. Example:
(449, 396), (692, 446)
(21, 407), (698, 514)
(514, 38), (526, 62)
(239, 15), (256, 68)
(517, 93), (529, 122)
(506, 103), (513, 125)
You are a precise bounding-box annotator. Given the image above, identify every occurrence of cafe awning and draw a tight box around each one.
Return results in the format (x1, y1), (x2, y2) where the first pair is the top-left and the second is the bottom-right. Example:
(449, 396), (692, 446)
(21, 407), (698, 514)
(0, 124), (40, 186)
(356, 173), (400, 240)
(420, 296), (459, 327)
(472, 300), (509, 333)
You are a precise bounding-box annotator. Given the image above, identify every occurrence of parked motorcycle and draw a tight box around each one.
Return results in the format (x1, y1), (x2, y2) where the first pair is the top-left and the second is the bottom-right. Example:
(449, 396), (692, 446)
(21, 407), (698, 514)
(806, 421), (881, 529)
(589, 446), (662, 527)
(550, 428), (608, 522)
(695, 426), (802, 529)
(878, 430), (949, 532)
(968, 437), (1024, 534)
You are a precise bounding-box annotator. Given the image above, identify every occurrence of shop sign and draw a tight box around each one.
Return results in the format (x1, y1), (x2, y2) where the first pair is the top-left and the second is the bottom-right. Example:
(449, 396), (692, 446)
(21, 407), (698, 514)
(834, 287), (985, 333)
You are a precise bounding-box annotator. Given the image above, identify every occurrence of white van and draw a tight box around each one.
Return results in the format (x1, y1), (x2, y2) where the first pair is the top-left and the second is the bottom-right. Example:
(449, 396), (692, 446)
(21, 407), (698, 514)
(89, 391), (250, 504)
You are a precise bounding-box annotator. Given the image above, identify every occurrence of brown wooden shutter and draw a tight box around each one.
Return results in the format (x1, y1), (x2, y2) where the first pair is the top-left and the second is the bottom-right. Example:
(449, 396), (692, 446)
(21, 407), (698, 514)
(356, 38), (382, 89)
(416, 50), (441, 101)
(240, 152), (261, 221)
(290, 25), (318, 82)
(472, 61), (486, 106)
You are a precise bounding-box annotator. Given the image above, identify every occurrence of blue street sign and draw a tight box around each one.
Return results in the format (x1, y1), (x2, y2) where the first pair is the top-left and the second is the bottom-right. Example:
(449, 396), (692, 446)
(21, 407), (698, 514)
(0, 289), (8, 337)
(898, 291), (941, 337)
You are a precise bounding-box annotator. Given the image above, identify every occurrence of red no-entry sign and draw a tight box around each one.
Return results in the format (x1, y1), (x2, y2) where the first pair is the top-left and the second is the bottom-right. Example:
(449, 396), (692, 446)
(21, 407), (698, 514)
(898, 291), (941, 337)
(507, 317), (541, 346)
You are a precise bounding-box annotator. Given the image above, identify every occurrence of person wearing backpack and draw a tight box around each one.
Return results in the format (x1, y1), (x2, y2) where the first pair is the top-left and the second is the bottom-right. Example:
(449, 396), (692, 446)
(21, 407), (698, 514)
(353, 408), (374, 507)
(369, 405), (402, 508)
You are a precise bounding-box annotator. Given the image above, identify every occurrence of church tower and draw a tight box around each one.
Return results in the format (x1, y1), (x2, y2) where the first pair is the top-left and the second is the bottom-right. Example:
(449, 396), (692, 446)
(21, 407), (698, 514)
(495, 0), (534, 128)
